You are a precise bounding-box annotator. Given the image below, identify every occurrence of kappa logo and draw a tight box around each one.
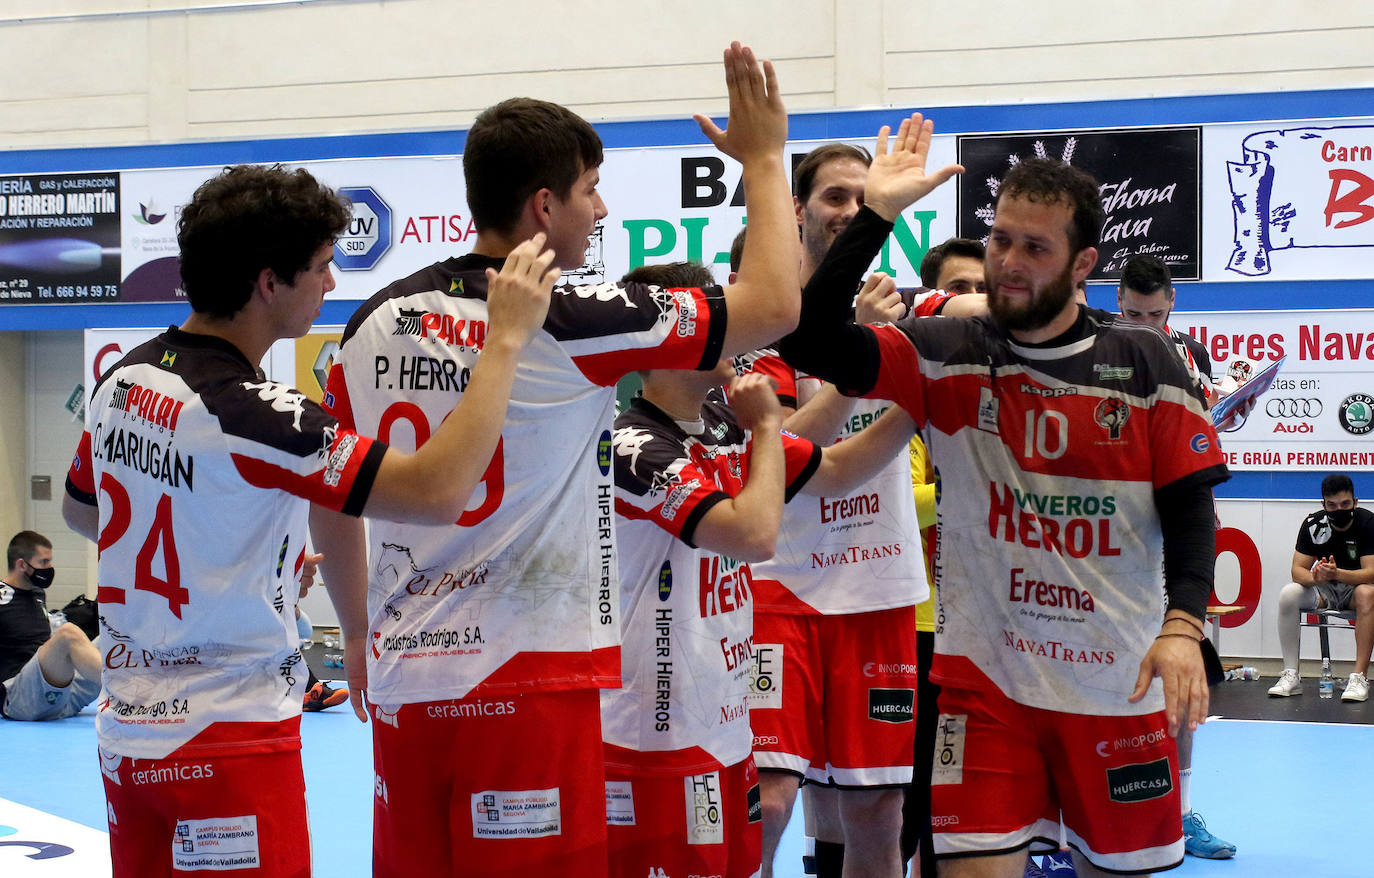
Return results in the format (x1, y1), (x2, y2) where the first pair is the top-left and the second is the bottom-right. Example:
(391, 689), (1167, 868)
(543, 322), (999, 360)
(0, 585), (11, 605)
(648, 869), (670, 878)
(242, 380), (307, 431)
(570, 282), (637, 309)
(1308, 517), (1334, 545)
(614, 427), (656, 474)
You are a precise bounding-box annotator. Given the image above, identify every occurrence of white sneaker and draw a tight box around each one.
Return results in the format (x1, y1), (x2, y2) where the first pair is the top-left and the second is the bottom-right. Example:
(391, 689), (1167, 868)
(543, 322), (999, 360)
(1268, 669), (1302, 697)
(1342, 672), (1369, 702)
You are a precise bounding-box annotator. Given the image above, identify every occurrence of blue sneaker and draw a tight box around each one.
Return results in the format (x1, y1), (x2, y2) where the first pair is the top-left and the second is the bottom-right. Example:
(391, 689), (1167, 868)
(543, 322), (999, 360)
(1183, 810), (1236, 858)
(1040, 850), (1076, 874)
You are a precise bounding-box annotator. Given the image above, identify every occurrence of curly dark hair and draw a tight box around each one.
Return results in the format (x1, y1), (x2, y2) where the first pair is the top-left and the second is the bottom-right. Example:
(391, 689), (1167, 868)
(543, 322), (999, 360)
(463, 98), (604, 235)
(998, 158), (1105, 254)
(622, 261), (717, 289)
(177, 164), (350, 319)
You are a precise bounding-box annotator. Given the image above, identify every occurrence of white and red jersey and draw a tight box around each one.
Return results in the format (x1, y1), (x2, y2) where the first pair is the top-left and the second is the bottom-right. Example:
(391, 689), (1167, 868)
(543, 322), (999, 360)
(740, 351), (928, 616)
(65, 327), (384, 758)
(865, 308), (1228, 715)
(605, 396), (819, 774)
(326, 255), (727, 705)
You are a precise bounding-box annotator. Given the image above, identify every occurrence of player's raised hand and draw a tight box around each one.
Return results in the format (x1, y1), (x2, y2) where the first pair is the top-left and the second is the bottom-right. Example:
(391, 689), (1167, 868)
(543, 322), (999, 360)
(484, 232), (557, 347)
(694, 40), (786, 165)
(854, 272), (904, 324)
(865, 113), (964, 222)
(728, 372), (783, 433)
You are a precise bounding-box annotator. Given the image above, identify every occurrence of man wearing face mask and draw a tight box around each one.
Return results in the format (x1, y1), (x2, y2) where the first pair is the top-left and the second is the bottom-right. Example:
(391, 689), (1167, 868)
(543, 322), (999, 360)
(0, 531), (101, 721)
(1270, 475), (1374, 702)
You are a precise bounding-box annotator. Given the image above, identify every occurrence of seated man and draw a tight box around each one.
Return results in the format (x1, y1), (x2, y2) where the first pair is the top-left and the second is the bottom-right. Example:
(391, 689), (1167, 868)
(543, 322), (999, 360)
(0, 531), (101, 721)
(1269, 473), (1374, 701)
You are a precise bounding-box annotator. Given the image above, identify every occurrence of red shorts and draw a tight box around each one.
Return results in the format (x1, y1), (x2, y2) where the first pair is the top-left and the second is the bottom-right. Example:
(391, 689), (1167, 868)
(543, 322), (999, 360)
(606, 753), (761, 878)
(372, 689), (607, 878)
(99, 721), (309, 878)
(750, 607), (917, 786)
(929, 684), (1184, 873)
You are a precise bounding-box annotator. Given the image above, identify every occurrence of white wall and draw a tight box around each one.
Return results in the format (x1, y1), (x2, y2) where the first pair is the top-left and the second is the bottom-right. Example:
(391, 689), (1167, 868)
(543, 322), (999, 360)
(4, 0), (1371, 648)
(1, 1), (1372, 150)
(23, 331), (91, 609)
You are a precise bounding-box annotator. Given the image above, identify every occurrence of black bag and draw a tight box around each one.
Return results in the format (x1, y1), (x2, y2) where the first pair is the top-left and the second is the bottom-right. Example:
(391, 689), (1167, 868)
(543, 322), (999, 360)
(61, 595), (100, 641)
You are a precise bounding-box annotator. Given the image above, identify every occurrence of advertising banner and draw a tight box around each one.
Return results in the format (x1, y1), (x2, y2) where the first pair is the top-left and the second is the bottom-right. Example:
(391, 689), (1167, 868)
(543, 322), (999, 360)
(956, 127), (1202, 280)
(1171, 309), (1374, 471)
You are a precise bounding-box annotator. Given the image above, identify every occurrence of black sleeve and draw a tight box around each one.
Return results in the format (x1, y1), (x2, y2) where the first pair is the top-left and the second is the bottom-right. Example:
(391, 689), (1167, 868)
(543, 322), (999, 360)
(776, 206), (889, 395)
(1156, 479), (1217, 620)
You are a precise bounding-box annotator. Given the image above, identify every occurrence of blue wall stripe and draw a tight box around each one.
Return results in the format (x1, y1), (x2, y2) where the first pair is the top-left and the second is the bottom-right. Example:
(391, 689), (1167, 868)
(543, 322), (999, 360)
(3, 87), (1373, 172)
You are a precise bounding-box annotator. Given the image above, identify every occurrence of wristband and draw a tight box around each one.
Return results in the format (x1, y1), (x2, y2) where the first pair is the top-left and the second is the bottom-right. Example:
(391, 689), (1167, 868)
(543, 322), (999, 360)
(1155, 632), (1203, 644)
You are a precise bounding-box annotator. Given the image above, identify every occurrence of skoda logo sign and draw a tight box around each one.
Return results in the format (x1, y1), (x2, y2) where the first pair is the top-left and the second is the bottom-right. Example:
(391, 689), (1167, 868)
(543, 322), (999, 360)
(1266, 398), (1323, 418)
(1339, 393), (1374, 435)
(335, 186), (392, 271)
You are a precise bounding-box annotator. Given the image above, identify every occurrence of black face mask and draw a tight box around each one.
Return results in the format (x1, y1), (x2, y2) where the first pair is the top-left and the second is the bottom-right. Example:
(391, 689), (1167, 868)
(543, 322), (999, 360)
(25, 565), (54, 589)
(1328, 509), (1356, 529)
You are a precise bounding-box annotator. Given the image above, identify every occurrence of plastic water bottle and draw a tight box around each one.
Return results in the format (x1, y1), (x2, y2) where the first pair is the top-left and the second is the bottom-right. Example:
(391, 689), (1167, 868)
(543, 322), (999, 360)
(1320, 658), (1334, 699)
(1224, 666), (1260, 681)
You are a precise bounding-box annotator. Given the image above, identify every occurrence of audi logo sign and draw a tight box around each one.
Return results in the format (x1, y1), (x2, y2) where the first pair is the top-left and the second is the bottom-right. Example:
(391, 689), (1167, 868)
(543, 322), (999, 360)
(1265, 397), (1323, 418)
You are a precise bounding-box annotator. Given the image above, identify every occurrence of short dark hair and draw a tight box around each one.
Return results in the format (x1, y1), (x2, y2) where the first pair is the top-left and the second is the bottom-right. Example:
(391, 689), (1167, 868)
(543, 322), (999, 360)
(623, 261), (716, 289)
(919, 237), (985, 288)
(728, 227), (748, 273)
(7, 531), (50, 569)
(793, 143), (871, 203)
(464, 98), (604, 235)
(177, 164), (350, 319)
(998, 158), (1105, 253)
(1119, 254), (1172, 296)
(1322, 473), (1355, 499)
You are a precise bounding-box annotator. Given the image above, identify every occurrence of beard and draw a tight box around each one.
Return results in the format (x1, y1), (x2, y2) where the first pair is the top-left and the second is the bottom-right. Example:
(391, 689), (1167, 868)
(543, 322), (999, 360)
(801, 211), (841, 269)
(988, 260), (1077, 332)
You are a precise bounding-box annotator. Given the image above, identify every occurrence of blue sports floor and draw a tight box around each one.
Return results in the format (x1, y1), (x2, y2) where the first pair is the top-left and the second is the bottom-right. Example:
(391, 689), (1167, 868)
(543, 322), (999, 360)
(0, 704), (1368, 877)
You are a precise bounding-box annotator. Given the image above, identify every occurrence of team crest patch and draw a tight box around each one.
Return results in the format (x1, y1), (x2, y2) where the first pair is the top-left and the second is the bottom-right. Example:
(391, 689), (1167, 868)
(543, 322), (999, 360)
(1094, 397), (1130, 440)
(1189, 432), (1211, 453)
(160, 351), (177, 367)
(449, 278), (465, 295)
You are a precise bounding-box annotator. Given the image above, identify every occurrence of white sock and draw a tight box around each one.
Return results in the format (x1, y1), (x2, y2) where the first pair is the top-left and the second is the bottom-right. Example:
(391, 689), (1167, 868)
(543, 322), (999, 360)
(1179, 768), (1192, 815)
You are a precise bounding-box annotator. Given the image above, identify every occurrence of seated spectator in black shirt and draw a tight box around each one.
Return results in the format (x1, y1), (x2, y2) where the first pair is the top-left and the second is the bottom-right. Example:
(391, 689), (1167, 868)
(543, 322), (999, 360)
(0, 531), (101, 721)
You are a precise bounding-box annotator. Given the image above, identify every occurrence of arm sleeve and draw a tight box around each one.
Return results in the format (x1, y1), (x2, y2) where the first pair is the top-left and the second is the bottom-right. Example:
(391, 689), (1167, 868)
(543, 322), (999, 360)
(776, 207), (889, 395)
(1156, 479), (1217, 620)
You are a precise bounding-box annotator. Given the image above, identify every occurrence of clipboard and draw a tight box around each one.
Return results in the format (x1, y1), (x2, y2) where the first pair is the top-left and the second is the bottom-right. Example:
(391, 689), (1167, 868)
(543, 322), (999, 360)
(1211, 356), (1285, 427)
